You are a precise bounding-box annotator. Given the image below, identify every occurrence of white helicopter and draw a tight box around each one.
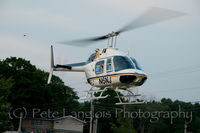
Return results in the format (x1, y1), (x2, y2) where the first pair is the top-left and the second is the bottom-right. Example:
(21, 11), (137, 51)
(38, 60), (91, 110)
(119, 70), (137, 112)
(47, 7), (184, 105)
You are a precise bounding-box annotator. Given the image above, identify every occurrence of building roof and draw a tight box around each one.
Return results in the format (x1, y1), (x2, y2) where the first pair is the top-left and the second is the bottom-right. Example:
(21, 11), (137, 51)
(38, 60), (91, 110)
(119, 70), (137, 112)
(25, 115), (85, 123)
(53, 115), (86, 123)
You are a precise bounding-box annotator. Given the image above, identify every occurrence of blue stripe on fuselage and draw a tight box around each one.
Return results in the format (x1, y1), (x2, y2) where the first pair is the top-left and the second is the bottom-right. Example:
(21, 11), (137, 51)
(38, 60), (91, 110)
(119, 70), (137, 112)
(87, 73), (146, 80)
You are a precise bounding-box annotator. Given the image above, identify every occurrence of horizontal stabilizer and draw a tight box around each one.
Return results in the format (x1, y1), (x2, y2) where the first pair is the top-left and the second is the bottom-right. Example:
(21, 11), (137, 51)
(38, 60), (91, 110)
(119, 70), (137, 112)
(55, 64), (72, 69)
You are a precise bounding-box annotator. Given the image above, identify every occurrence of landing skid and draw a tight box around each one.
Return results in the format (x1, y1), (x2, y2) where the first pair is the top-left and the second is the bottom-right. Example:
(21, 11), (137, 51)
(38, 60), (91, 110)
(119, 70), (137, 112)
(114, 87), (145, 105)
(80, 87), (109, 100)
(80, 87), (145, 105)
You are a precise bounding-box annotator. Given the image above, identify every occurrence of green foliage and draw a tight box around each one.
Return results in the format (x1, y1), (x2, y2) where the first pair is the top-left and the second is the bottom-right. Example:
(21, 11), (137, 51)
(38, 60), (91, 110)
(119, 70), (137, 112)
(80, 92), (200, 133)
(0, 57), (79, 130)
(0, 57), (79, 110)
(93, 88), (124, 133)
(1, 57), (200, 133)
(111, 115), (137, 133)
(0, 76), (14, 132)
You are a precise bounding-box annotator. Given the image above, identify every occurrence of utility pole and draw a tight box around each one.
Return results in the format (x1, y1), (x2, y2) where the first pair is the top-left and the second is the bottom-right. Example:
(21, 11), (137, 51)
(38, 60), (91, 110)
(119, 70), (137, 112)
(93, 116), (98, 133)
(184, 123), (187, 133)
(90, 92), (94, 133)
(18, 112), (23, 133)
(81, 87), (108, 133)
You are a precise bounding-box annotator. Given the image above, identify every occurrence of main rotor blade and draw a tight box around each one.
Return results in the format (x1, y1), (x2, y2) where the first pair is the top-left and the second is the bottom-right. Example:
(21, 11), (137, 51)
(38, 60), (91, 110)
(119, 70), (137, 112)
(59, 7), (185, 46)
(59, 35), (108, 46)
(117, 7), (185, 34)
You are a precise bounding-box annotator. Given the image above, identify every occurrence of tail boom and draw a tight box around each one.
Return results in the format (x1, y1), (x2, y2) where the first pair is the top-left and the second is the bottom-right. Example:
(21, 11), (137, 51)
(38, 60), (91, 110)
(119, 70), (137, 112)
(47, 45), (85, 84)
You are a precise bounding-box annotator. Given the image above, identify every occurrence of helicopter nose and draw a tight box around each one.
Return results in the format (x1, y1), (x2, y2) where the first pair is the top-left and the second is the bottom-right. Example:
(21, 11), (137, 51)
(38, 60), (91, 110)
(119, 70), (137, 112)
(119, 74), (147, 86)
(135, 75), (147, 86)
(120, 75), (136, 83)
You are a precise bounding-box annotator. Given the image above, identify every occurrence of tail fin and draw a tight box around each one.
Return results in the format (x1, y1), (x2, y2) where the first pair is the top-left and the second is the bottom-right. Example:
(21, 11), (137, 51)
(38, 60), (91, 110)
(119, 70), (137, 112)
(47, 45), (54, 84)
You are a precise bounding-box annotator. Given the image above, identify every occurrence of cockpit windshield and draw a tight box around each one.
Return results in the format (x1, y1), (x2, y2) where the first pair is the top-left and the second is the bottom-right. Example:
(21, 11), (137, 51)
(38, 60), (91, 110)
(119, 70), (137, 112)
(113, 56), (135, 72)
(130, 57), (143, 70)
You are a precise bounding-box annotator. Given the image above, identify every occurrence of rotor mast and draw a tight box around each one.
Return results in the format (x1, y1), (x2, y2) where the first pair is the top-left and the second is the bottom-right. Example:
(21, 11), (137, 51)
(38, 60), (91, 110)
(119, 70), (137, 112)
(106, 31), (119, 48)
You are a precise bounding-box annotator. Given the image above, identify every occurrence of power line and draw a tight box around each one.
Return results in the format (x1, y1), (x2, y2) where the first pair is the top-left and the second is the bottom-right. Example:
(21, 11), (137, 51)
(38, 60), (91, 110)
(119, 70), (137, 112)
(151, 69), (200, 78)
(143, 86), (200, 93)
(150, 64), (200, 76)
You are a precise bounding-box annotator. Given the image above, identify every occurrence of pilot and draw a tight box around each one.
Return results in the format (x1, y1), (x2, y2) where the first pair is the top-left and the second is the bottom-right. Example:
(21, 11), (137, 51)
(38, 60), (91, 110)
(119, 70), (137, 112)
(100, 64), (104, 71)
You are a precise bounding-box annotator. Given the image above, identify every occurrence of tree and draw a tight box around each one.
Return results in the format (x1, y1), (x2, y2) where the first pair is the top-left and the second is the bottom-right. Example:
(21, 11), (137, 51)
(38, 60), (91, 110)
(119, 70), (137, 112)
(0, 57), (79, 129)
(111, 115), (137, 133)
(80, 91), (200, 133)
(0, 75), (14, 132)
(92, 88), (132, 133)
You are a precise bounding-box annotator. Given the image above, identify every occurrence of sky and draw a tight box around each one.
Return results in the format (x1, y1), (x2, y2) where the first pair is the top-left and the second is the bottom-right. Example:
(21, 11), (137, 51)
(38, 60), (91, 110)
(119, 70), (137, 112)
(0, 0), (200, 102)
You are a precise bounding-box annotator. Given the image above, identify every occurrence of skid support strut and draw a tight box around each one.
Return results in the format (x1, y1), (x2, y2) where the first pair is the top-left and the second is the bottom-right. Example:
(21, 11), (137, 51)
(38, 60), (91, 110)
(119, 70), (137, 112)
(80, 87), (109, 101)
(115, 87), (145, 105)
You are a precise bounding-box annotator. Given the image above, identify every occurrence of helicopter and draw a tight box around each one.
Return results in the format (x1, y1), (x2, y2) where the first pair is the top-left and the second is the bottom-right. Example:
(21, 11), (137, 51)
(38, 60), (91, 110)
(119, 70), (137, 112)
(47, 7), (185, 105)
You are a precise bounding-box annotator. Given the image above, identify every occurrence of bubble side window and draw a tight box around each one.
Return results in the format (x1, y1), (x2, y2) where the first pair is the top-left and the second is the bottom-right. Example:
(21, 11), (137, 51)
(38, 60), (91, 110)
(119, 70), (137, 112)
(106, 58), (113, 72)
(95, 60), (104, 74)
